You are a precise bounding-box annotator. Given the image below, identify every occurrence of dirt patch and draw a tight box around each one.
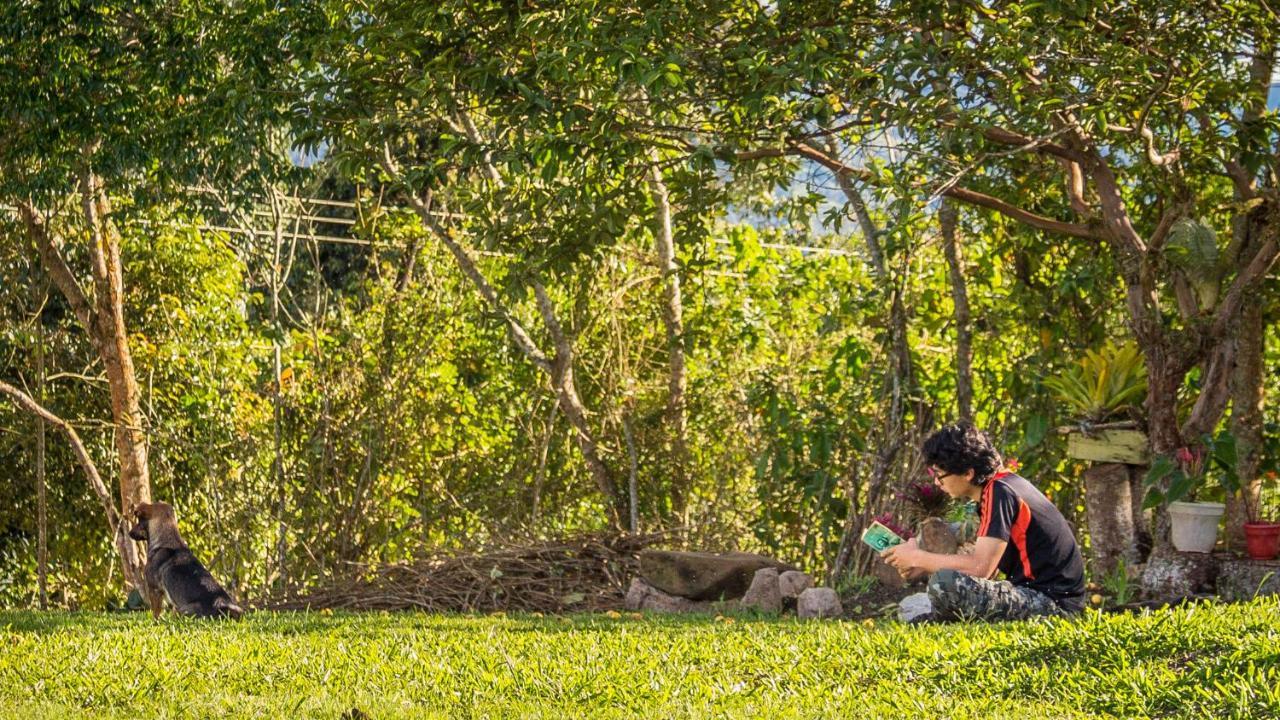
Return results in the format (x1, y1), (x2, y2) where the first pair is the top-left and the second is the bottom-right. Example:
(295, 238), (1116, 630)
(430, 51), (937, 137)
(840, 580), (924, 619)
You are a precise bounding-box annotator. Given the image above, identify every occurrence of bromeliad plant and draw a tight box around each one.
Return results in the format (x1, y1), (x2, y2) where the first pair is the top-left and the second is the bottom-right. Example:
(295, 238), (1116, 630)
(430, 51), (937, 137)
(872, 513), (913, 541)
(895, 481), (952, 524)
(1043, 341), (1148, 424)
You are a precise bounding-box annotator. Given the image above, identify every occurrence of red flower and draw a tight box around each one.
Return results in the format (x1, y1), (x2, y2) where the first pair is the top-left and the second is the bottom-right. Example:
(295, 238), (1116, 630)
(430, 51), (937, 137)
(874, 513), (913, 540)
(1006, 458), (1021, 472)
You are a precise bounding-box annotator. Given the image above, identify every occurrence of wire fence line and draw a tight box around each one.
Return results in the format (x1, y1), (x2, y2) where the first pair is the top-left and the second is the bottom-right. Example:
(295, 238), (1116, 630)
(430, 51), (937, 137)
(2, 194), (856, 258)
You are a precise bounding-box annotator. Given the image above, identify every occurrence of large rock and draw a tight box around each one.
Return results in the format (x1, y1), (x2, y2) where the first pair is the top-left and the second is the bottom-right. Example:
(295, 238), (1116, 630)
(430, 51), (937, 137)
(778, 571), (814, 599)
(739, 568), (783, 613)
(625, 577), (720, 613)
(918, 518), (959, 555)
(639, 550), (797, 601)
(797, 587), (842, 619)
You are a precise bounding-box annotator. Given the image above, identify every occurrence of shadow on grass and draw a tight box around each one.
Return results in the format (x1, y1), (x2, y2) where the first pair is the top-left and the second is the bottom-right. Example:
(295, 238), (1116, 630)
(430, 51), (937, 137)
(0, 607), (823, 637)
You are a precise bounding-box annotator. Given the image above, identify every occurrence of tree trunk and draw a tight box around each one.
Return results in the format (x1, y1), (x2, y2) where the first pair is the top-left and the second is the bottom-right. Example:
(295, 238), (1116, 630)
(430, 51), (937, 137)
(531, 401), (558, 526)
(267, 192), (291, 585)
(35, 298), (49, 610)
(80, 171), (152, 519)
(1136, 343), (1189, 596)
(823, 137), (921, 583)
(1083, 462), (1139, 577)
(1128, 464), (1152, 560)
(18, 181), (151, 597)
(533, 282), (627, 528)
(1227, 297), (1265, 546)
(940, 199), (973, 420)
(1225, 38), (1273, 545)
(648, 160), (690, 516)
(622, 408), (640, 533)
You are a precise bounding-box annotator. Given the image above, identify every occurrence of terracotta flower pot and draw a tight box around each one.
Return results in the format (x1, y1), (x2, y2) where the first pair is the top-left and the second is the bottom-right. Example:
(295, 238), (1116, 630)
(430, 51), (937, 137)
(1243, 522), (1280, 561)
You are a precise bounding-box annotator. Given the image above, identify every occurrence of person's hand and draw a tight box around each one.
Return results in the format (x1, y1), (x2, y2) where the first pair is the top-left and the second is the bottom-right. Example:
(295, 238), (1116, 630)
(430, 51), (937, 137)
(880, 537), (920, 573)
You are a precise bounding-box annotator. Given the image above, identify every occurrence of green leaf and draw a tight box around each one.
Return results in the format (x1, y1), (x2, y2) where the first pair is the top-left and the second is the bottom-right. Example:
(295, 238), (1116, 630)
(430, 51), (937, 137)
(1165, 469), (1196, 505)
(1142, 486), (1166, 510)
(1144, 454), (1176, 487)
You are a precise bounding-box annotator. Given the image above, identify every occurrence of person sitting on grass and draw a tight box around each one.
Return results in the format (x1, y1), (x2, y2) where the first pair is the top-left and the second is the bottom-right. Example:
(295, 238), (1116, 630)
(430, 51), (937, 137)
(881, 421), (1086, 620)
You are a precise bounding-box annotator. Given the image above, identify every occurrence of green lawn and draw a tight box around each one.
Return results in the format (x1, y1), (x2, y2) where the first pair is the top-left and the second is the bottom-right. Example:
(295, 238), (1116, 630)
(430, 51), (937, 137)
(1, 599), (1278, 719)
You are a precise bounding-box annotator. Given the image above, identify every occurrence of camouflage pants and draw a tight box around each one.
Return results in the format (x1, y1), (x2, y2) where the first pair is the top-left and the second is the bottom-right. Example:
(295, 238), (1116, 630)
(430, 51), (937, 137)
(927, 569), (1065, 621)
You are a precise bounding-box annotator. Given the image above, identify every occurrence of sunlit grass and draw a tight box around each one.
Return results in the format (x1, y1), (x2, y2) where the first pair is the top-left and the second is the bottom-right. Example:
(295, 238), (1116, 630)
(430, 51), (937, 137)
(1, 598), (1278, 719)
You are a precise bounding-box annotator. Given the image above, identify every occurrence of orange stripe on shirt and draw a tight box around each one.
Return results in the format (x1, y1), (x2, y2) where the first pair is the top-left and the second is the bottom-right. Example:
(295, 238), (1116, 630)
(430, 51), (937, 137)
(977, 480), (996, 536)
(1011, 498), (1034, 579)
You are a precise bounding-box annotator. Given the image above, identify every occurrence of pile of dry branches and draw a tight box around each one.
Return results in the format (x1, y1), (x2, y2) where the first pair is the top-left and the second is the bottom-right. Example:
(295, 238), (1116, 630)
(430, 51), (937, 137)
(268, 532), (664, 613)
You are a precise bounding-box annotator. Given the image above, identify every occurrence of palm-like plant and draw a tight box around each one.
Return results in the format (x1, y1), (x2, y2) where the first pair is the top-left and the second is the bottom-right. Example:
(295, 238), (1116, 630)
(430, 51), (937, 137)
(1043, 341), (1147, 423)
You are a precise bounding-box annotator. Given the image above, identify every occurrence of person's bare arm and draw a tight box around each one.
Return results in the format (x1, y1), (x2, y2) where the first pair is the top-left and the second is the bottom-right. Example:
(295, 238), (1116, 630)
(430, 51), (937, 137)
(881, 536), (1006, 579)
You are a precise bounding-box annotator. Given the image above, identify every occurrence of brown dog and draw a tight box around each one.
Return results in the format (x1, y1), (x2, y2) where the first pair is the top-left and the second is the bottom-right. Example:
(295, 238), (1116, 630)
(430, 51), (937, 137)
(128, 502), (244, 619)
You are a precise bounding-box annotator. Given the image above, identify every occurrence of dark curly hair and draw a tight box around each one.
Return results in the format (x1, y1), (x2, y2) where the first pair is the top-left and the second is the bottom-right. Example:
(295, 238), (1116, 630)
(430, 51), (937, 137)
(921, 421), (1004, 487)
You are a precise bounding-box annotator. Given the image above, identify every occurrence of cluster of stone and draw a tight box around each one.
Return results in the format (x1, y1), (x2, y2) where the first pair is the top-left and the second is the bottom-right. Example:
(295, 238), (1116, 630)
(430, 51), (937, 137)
(623, 549), (842, 619)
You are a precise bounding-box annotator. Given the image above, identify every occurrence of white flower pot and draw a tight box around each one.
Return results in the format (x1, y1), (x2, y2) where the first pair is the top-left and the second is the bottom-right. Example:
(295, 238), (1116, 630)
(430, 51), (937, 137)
(1168, 501), (1225, 553)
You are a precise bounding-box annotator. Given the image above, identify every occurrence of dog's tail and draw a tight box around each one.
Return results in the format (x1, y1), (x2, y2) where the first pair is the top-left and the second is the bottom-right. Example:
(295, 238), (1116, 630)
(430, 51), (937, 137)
(217, 597), (245, 620)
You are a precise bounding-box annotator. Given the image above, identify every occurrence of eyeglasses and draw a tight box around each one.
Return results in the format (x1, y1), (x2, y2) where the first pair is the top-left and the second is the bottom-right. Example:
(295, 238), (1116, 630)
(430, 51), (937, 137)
(926, 466), (956, 482)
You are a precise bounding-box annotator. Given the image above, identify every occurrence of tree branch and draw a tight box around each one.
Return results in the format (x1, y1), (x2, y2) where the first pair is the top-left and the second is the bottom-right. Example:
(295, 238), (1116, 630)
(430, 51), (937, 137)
(1210, 226), (1279, 343)
(1081, 151), (1149, 256)
(0, 380), (120, 532)
(1131, 71), (1180, 167)
(735, 141), (879, 183)
(944, 186), (1098, 239)
(1147, 204), (1185, 254)
(1058, 157), (1091, 216)
(1179, 341), (1235, 440)
(738, 140), (1099, 240)
(451, 108), (504, 187)
(17, 201), (96, 332)
(980, 126), (1084, 163)
(1172, 273), (1200, 321)
(1222, 159), (1259, 200)
(380, 146), (552, 373)
(820, 137), (887, 278)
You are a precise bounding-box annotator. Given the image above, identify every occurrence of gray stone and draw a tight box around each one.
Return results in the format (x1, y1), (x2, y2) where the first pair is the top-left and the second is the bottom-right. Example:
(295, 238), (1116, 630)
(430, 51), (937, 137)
(898, 592), (933, 623)
(639, 550), (797, 600)
(778, 570), (814, 598)
(739, 568), (782, 613)
(796, 587), (842, 619)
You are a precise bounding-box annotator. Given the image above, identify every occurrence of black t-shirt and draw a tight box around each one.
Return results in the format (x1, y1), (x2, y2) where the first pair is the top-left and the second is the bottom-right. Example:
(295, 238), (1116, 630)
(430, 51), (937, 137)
(977, 471), (1086, 612)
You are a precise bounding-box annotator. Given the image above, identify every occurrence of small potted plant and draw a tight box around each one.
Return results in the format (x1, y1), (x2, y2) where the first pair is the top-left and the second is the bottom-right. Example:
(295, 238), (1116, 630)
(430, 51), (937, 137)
(1241, 469), (1280, 561)
(1143, 432), (1238, 553)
